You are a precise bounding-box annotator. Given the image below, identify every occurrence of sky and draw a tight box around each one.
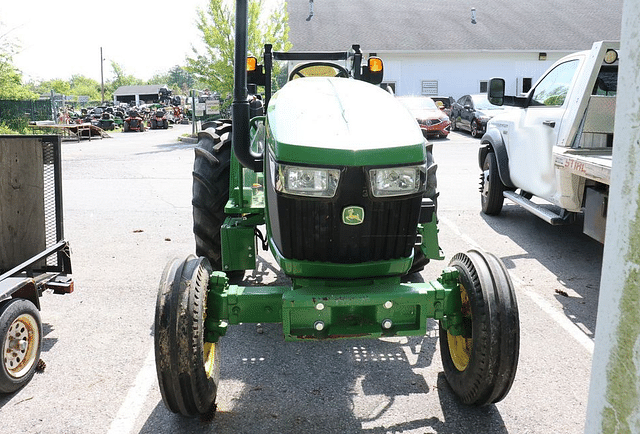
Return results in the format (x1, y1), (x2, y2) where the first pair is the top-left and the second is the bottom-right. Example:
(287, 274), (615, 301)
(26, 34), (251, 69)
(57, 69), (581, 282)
(1, 0), (281, 84)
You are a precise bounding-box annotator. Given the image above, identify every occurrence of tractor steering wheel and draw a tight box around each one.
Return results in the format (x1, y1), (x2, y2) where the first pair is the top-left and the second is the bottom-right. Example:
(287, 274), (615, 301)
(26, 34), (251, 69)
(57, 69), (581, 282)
(289, 62), (350, 81)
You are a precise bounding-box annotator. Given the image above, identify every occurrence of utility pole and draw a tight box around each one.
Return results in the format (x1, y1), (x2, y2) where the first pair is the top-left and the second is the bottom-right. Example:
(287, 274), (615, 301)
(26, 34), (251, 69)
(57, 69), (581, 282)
(100, 47), (105, 104)
(585, 1), (640, 432)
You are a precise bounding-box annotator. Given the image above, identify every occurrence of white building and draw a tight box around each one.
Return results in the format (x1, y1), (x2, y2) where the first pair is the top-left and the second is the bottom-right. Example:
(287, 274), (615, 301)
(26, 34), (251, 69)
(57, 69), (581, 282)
(287, 0), (622, 99)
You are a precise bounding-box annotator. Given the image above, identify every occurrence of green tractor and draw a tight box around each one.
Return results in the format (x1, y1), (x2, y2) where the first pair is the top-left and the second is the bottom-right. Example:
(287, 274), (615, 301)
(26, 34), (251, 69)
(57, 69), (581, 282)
(154, 0), (519, 418)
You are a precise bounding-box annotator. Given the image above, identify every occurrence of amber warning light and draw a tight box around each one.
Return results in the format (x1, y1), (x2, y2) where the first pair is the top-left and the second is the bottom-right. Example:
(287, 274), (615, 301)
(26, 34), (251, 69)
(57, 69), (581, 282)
(369, 57), (383, 72)
(247, 56), (257, 72)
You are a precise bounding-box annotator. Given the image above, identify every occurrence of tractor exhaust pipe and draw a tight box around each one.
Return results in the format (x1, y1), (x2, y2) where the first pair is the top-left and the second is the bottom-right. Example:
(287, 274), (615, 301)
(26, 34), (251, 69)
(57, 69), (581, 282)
(232, 0), (263, 172)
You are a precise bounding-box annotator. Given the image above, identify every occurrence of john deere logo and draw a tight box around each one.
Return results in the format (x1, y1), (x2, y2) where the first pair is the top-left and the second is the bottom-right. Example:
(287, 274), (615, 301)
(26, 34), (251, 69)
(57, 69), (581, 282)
(342, 206), (364, 225)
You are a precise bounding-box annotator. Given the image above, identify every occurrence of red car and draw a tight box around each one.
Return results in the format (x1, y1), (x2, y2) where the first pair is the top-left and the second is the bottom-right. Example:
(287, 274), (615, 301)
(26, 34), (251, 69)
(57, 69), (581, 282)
(397, 96), (451, 138)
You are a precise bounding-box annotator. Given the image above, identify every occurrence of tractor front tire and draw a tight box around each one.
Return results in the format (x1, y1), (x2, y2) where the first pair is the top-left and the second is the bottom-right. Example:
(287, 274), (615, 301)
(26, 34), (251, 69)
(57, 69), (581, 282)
(154, 255), (221, 417)
(439, 250), (519, 406)
(0, 299), (42, 393)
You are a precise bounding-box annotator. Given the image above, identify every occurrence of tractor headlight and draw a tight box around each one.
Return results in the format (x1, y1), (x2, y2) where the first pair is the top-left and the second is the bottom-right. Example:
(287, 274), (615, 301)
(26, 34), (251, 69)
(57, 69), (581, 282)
(369, 165), (424, 197)
(275, 163), (340, 197)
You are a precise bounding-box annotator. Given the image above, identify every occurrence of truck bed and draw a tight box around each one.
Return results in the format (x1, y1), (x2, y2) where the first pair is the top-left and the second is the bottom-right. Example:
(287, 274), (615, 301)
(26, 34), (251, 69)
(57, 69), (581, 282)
(553, 147), (612, 185)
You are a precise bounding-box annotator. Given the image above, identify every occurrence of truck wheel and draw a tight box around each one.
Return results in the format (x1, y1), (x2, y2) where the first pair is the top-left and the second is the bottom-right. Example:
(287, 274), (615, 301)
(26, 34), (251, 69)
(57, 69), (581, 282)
(154, 255), (220, 417)
(0, 299), (42, 393)
(470, 120), (480, 138)
(409, 143), (438, 273)
(439, 250), (519, 406)
(192, 121), (243, 279)
(480, 152), (504, 215)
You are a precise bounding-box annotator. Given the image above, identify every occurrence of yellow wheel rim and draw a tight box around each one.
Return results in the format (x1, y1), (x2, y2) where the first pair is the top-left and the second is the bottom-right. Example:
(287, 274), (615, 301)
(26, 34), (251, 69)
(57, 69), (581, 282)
(447, 284), (472, 371)
(203, 342), (217, 379)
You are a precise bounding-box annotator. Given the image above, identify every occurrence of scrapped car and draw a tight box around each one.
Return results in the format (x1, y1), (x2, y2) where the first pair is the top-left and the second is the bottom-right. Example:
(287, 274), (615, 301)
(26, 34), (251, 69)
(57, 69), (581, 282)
(397, 95), (451, 138)
(451, 94), (510, 138)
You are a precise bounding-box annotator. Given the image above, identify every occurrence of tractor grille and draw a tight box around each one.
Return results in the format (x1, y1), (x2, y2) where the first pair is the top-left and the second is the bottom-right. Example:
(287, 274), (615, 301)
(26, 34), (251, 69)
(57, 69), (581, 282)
(268, 166), (422, 264)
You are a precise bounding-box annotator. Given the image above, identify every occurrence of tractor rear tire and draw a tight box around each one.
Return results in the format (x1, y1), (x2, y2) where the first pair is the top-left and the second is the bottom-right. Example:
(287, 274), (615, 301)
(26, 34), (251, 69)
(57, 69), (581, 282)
(150, 119), (157, 130)
(123, 121), (130, 132)
(0, 298), (42, 393)
(154, 255), (220, 417)
(192, 121), (243, 279)
(409, 142), (438, 273)
(439, 250), (519, 406)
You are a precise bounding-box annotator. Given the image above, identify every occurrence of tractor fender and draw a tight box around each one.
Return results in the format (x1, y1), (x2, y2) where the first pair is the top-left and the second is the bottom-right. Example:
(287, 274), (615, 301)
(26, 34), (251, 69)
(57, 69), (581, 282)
(479, 129), (515, 189)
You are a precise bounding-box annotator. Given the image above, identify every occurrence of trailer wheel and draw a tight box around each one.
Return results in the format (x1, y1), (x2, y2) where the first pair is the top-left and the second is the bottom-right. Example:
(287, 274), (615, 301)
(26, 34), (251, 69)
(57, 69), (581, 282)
(0, 299), (42, 393)
(192, 121), (242, 279)
(154, 255), (220, 417)
(409, 143), (438, 273)
(480, 152), (504, 215)
(439, 250), (519, 406)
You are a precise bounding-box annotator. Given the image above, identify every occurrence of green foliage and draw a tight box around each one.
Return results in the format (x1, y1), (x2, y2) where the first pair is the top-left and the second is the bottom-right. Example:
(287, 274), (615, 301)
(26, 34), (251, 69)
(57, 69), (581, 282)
(186, 0), (291, 98)
(69, 75), (102, 101)
(109, 61), (145, 89)
(0, 62), (38, 100)
(0, 22), (38, 100)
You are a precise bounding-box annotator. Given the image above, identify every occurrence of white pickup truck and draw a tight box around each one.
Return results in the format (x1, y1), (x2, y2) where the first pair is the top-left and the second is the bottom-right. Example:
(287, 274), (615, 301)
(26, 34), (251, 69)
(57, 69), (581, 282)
(479, 41), (618, 243)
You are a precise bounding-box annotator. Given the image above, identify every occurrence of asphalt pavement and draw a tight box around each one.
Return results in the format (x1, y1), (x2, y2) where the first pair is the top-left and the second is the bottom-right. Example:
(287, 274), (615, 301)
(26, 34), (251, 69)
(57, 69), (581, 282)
(0, 125), (601, 433)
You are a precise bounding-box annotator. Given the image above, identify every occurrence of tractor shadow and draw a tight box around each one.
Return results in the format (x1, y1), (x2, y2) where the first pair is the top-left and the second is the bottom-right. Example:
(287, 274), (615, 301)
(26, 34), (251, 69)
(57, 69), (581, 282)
(139, 320), (508, 433)
(480, 206), (603, 337)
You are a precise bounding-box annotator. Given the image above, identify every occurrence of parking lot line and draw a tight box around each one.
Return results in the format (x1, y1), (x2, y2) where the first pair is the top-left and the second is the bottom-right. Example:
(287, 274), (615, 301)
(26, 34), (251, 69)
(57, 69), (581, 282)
(439, 215), (595, 354)
(108, 346), (156, 434)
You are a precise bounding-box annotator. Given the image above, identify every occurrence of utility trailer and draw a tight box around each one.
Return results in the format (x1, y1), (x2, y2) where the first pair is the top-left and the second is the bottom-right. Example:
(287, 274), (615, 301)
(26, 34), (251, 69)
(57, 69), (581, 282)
(0, 135), (73, 393)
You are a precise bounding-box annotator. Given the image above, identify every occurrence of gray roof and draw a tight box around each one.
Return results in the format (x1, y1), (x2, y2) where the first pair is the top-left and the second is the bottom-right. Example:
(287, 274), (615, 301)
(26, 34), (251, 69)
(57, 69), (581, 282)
(287, 0), (622, 52)
(113, 85), (167, 96)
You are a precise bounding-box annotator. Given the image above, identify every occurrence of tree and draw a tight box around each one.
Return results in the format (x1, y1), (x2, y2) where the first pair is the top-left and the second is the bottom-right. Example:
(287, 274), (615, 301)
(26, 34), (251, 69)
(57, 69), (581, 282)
(109, 61), (145, 89)
(69, 74), (102, 101)
(30, 78), (71, 96)
(186, 0), (291, 99)
(0, 23), (37, 100)
(167, 65), (196, 94)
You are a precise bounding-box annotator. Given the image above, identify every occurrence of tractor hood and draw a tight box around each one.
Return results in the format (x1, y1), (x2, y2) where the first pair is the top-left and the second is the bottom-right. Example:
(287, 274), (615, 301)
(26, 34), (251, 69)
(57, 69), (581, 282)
(266, 77), (426, 166)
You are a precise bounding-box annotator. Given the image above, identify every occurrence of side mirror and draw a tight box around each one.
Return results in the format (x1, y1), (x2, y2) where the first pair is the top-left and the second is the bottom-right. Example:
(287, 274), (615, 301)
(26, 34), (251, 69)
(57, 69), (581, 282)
(488, 78), (505, 106)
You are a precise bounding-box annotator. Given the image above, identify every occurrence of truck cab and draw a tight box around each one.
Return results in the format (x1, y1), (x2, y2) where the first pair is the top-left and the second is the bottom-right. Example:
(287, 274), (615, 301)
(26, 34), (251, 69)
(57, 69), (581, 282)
(480, 41), (618, 242)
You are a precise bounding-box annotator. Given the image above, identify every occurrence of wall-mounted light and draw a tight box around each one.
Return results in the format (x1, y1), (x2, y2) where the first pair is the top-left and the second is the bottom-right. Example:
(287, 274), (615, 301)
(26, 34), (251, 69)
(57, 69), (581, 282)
(539, 52), (547, 61)
(471, 7), (477, 24)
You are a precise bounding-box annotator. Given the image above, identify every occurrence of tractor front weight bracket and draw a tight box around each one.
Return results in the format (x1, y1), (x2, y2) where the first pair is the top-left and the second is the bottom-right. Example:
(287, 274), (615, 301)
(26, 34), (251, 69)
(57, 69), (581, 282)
(204, 268), (464, 343)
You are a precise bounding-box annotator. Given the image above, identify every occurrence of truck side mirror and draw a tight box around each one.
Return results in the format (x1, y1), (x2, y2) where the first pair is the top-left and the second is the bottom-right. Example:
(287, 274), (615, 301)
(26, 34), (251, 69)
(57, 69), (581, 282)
(488, 78), (505, 106)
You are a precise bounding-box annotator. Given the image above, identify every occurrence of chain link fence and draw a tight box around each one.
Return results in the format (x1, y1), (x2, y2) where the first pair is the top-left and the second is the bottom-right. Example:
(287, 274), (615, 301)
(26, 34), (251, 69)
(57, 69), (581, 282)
(0, 99), (53, 132)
